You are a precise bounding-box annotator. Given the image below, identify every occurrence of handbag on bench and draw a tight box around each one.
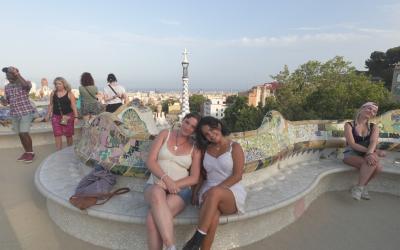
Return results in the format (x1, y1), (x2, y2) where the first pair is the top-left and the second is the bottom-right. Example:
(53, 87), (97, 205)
(69, 164), (130, 210)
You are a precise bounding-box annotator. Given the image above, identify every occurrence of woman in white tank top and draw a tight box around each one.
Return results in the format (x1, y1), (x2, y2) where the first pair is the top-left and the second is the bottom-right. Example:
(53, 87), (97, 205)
(183, 116), (246, 250)
(144, 113), (202, 250)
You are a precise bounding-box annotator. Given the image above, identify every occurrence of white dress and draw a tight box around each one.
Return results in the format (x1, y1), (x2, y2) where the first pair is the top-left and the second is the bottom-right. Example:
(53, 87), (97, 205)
(198, 142), (247, 214)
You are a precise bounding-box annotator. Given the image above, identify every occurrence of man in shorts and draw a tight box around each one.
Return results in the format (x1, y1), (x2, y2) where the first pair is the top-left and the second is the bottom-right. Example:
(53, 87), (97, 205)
(1, 66), (36, 163)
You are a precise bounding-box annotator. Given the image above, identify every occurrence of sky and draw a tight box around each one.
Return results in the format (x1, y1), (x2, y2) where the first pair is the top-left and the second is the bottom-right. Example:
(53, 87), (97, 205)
(1, 0), (400, 91)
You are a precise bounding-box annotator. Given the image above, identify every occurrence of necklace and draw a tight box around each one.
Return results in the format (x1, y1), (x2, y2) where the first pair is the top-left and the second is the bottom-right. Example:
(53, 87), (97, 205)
(174, 131), (188, 151)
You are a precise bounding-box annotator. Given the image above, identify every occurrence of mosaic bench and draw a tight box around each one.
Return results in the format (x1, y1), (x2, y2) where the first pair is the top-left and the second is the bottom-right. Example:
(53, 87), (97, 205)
(35, 108), (400, 249)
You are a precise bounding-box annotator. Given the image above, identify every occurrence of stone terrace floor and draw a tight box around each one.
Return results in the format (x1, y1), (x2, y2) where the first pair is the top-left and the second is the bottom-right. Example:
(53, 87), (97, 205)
(1, 144), (399, 250)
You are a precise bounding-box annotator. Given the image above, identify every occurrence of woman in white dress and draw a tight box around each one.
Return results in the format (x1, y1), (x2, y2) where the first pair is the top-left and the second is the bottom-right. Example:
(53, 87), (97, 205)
(183, 116), (246, 250)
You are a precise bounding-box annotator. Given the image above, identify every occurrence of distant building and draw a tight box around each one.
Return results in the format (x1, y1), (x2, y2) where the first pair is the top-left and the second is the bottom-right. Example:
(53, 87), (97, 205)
(154, 104), (170, 129)
(241, 82), (280, 107)
(168, 102), (181, 114)
(202, 97), (227, 119)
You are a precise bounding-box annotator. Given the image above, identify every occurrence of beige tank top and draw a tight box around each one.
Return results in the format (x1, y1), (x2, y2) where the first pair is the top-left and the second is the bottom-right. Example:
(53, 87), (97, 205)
(147, 130), (194, 184)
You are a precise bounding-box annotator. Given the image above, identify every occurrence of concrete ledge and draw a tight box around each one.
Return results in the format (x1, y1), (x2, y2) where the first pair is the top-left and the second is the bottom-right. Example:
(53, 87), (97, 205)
(35, 147), (400, 249)
(0, 123), (82, 149)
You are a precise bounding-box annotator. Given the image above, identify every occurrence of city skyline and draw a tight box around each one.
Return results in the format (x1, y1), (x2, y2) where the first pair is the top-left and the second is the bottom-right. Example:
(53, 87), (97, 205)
(1, 0), (399, 90)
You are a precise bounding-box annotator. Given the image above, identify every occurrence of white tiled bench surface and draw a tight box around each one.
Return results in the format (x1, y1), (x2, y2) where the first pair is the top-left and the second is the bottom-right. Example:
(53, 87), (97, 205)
(35, 147), (400, 226)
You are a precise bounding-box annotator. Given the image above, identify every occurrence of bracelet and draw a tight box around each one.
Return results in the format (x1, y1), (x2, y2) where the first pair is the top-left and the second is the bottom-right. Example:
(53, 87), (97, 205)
(160, 174), (168, 181)
(366, 152), (373, 156)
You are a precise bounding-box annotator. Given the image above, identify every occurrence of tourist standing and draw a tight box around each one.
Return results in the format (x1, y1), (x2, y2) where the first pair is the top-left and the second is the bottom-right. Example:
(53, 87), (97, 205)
(145, 113), (201, 250)
(343, 102), (385, 200)
(38, 77), (52, 100)
(78, 72), (101, 122)
(183, 116), (246, 250)
(46, 77), (78, 150)
(103, 73), (128, 113)
(1, 66), (36, 163)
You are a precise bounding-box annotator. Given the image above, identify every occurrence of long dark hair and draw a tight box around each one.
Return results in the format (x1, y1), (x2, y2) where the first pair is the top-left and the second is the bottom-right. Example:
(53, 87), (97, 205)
(195, 116), (230, 150)
(107, 73), (117, 83)
(80, 72), (94, 86)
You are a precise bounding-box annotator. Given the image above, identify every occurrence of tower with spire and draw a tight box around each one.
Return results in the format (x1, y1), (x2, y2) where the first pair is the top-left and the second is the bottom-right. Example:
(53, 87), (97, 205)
(179, 48), (190, 120)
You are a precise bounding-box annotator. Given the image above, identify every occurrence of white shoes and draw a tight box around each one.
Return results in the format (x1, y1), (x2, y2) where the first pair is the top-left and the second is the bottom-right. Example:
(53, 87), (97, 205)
(351, 185), (371, 200)
(351, 185), (364, 200)
(361, 187), (371, 200)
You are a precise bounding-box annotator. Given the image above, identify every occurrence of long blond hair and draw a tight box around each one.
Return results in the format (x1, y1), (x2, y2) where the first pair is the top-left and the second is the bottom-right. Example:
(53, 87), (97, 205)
(53, 77), (71, 92)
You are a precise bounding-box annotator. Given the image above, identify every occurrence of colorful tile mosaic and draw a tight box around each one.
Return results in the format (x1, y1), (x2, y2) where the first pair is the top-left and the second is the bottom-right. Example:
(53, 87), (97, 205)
(75, 108), (400, 178)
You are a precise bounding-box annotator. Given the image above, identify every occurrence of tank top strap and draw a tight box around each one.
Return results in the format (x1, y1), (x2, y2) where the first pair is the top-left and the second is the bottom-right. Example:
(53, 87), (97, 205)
(166, 129), (171, 141)
(229, 141), (234, 153)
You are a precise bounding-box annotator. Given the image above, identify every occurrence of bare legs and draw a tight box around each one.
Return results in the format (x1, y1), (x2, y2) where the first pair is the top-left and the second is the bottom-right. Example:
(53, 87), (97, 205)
(55, 136), (62, 150)
(343, 155), (381, 186)
(184, 187), (237, 250)
(144, 185), (186, 250)
(66, 136), (73, 146)
(19, 132), (33, 152)
(54, 136), (73, 151)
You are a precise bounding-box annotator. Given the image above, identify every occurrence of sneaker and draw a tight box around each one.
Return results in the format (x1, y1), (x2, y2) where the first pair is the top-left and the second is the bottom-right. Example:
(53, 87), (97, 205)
(23, 153), (35, 163)
(17, 153), (28, 162)
(361, 187), (371, 200)
(351, 185), (364, 200)
(182, 236), (200, 250)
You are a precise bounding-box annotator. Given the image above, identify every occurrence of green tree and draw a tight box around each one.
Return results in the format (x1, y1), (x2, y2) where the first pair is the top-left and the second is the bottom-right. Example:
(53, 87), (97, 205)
(365, 45), (400, 89)
(222, 96), (263, 132)
(267, 56), (399, 120)
(225, 94), (238, 104)
(189, 94), (207, 113)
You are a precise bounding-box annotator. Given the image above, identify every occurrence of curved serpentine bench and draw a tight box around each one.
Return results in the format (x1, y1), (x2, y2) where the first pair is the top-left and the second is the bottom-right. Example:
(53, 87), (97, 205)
(35, 109), (400, 249)
(35, 147), (400, 250)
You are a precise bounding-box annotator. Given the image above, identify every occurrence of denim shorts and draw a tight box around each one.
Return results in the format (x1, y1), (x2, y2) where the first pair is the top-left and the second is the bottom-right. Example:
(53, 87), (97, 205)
(343, 149), (365, 158)
(11, 113), (34, 133)
(144, 184), (192, 205)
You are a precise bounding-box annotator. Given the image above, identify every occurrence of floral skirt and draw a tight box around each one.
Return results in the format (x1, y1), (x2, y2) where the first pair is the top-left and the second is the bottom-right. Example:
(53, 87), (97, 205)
(80, 102), (102, 116)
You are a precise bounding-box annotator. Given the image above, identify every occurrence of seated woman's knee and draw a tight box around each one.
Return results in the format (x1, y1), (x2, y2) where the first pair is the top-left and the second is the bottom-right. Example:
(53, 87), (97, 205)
(205, 187), (224, 200)
(148, 186), (166, 204)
